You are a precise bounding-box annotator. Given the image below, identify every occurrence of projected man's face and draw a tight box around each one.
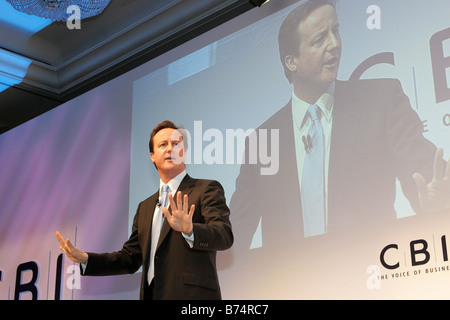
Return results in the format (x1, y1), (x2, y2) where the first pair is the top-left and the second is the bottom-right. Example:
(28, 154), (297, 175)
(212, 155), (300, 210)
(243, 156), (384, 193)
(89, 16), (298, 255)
(150, 128), (186, 181)
(286, 4), (341, 101)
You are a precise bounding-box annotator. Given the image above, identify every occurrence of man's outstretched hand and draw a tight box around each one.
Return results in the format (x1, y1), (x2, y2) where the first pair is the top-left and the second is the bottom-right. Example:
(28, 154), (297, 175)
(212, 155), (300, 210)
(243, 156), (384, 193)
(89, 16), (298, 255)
(56, 231), (88, 264)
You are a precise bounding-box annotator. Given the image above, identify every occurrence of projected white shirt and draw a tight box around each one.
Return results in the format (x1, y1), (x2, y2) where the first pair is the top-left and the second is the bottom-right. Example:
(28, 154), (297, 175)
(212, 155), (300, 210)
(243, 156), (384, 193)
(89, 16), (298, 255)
(292, 82), (334, 229)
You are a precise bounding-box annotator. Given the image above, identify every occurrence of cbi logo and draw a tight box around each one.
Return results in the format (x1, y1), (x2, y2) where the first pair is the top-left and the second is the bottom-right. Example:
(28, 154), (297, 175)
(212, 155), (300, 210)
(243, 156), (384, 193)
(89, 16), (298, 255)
(379, 235), (449, 270)
(367, 235), (450, 290)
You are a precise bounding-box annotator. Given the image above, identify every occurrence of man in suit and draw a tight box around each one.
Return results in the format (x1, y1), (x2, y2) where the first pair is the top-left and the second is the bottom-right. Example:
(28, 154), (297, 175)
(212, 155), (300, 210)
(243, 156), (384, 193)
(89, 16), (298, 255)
(230, 0), (449, 251)
(57, 120), (233, 300)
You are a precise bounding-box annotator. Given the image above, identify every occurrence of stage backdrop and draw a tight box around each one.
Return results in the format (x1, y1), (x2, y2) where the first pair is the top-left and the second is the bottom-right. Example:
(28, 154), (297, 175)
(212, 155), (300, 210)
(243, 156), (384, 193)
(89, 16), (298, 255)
(1, 0), (449, 299)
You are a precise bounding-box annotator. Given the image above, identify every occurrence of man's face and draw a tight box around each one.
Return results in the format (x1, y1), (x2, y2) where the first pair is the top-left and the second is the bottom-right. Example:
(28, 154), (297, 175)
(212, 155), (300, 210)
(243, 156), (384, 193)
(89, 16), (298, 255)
(150, 128), (186, 177)
(286, 4), (342, 97)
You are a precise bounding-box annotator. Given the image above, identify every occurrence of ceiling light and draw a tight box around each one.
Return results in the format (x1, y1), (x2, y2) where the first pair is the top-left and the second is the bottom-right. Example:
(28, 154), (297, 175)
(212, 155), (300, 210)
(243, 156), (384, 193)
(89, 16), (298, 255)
(249, 0), (270, 7)
(5, 0), (111, 22)
(0, 1), (52, 33)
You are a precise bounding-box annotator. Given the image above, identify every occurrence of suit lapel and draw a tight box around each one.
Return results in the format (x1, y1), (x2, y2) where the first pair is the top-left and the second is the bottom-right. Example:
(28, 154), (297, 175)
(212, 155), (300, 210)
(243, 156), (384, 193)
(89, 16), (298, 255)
(280, 102), (302, 208)
(281, 102), (304, 236)
(266, 101), (304, 235)
(328, 80), (363, 227)
(143, 192), (159, 266)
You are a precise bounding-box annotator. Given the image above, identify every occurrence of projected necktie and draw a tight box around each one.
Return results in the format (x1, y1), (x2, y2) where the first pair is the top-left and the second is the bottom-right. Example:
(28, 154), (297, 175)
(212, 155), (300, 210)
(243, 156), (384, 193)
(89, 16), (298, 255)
(148, 184), (170, 284)
(301, 105), (325, 237)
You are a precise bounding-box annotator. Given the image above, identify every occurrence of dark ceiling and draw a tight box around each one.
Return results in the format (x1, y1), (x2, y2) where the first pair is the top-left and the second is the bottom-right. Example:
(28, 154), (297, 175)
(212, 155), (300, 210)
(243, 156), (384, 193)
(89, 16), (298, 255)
(0, 0), (255, 134)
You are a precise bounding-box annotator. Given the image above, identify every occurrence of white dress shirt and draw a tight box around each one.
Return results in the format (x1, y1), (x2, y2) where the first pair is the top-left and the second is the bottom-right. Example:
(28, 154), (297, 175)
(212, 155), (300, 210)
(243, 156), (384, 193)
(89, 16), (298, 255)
(291, 83), (334, 228)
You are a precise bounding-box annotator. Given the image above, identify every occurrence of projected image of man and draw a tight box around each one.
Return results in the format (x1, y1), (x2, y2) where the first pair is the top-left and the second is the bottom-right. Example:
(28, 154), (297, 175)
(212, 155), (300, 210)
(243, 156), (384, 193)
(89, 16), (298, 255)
(230, 0), (450, 251)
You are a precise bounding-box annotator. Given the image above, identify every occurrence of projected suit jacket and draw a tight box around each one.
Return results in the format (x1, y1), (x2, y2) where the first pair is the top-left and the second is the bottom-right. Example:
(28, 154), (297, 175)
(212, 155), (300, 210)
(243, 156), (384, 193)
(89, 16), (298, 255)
(83, 174), (233, 300)
(230, 78), (437, 251)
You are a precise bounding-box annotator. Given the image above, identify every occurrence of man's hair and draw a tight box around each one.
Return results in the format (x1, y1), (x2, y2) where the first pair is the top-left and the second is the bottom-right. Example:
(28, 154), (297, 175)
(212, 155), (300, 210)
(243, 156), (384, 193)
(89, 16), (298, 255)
(149, 120), (188, 154)
(278, 0), (337, 83)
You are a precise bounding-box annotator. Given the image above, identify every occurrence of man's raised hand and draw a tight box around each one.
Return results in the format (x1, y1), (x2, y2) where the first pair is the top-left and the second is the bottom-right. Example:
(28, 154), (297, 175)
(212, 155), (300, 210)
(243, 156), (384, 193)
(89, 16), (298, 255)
(162, 191), (195, 236)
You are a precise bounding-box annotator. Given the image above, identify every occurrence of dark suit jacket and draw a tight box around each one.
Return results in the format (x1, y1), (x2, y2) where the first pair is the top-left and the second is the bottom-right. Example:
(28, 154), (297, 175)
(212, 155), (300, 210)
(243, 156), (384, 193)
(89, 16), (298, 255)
(84, 174), (233, 300)
(230, 78), (437, 251)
